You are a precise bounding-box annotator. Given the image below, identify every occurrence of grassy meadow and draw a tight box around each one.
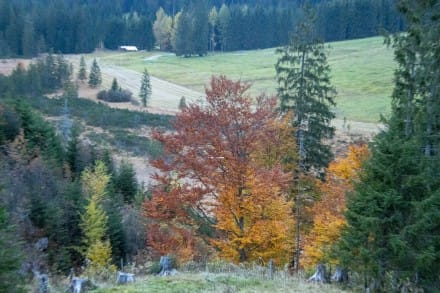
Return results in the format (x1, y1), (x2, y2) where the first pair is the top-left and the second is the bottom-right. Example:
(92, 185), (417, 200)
(91, 273), (350, 293)
(95, 36), (395, 123)
(86, 263), (352, 293)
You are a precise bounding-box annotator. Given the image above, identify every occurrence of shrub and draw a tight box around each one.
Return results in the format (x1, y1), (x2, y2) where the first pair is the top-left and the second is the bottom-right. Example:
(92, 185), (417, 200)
(97, 89), (133, 103)
(21, 95), (172, 129)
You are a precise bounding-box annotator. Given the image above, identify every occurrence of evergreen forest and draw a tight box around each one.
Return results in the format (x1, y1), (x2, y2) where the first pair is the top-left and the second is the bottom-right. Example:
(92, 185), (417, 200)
(0, 0), (403, 57)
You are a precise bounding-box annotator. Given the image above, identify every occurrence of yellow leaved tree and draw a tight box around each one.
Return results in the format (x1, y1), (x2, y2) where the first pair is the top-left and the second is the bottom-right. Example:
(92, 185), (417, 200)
(80, 161), (116, 278)
(302, 144), (369, 269)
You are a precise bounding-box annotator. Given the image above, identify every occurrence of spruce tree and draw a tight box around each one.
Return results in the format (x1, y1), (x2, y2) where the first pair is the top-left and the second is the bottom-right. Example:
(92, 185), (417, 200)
(178, 96), (187, 110)
(191, 0), (209, 56)
(139, 68), (151, 107)
(0, 206), (23, 292)
(275, 12), (336, 272)
(275, 14), (336, 175)
(111, 78), (119, 92)
(338, 1), (440, 290)
(88, 58), (102, 88)
(173, 0), (209, 57)
(115, 161), (137, 204)
(174, 10), (193, 57)
(78, 56), (87, 82)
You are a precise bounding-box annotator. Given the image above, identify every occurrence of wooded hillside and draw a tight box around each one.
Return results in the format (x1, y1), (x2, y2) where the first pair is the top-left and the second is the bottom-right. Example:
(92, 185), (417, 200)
(0, 0), (403, 57)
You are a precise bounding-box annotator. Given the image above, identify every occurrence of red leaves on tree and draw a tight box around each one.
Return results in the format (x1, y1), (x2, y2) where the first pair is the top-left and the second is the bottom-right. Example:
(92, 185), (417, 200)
(143, 76), (295, 264)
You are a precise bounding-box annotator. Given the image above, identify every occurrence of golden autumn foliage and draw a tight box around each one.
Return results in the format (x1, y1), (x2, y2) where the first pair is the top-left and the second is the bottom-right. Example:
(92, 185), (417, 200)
(80, 161), (115, 276)
(302, 143), (369, 269)
(144, 76), (295, 264)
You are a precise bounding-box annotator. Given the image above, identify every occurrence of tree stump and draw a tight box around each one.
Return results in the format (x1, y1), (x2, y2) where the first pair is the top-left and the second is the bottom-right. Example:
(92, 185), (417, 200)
(268, 258), (274, 280)
(39, 274), (48, 293)
(117, 271), (135, 284)
(331, 267), (349, 283)
(308, 263), (327, 283)
(70, 277), (86, 293)
(159, 256), (173, 276)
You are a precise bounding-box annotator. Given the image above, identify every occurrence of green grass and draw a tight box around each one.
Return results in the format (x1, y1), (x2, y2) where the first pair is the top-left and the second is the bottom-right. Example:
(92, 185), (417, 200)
(91, 272), (350, 293)
(96, 36), (395, 123)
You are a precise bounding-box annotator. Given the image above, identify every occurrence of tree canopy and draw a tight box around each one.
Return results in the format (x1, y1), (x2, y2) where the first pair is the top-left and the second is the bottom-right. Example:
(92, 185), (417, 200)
(144, 76), (295, 264)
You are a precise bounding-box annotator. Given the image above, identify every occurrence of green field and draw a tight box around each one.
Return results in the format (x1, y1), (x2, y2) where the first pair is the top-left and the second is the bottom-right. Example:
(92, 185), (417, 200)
(91, 272), (350, 293)
(96, 36), (395, 123)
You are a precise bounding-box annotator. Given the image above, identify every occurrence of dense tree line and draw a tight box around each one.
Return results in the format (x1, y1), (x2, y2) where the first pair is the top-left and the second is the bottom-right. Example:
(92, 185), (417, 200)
(0, 0), (403, 57)
(156, 0), (404, 55)
(0, 53), (71, 97)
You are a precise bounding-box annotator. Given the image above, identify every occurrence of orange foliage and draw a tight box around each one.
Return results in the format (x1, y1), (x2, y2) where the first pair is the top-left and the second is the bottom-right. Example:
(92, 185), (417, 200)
(302, 143), (369, 269)
(143, 76), (295, 264)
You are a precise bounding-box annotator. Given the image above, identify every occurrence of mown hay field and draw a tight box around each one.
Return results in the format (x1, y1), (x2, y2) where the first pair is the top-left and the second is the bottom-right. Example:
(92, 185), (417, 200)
(93, 36), (395, 123)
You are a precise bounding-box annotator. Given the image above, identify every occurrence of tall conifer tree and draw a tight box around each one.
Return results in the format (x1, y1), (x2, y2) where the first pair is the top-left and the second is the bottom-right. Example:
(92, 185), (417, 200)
(139, 68), (152, 107)
(88, 59), (102, 88)
(275, 13), (336, 174)
(78, 56), (87, 82)
(338, 1), (440, 290)
(275, 11), (336, 272)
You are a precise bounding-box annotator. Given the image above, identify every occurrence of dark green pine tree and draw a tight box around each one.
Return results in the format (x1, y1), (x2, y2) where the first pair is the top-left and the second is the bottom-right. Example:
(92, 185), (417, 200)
(174, 10), (193, 57)
(191, 0), (209, 56)
(139, 68), (152, 107)
(399, 1), (440, 289)
(78, 56), (87, 82)
(111, 78), (119, 92)
(178, 96), (187, 110)
(174, 0), (209, 57)
(115, 161), (137, 204)
(88, 58), (102, 88)
(275, 10), (336, 273)
(66, 126), (80, 177)
(21, 19), (37, 57)
(275, 13), (336, 175)
(337, 123), (422, 290)
(337, 1), (440, 291)
(0, 206), (24, 292)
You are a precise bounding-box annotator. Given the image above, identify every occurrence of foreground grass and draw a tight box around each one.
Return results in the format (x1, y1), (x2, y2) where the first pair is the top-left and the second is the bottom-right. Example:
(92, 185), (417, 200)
(96, 36), (395, 123)
(92, 272), (350, 293)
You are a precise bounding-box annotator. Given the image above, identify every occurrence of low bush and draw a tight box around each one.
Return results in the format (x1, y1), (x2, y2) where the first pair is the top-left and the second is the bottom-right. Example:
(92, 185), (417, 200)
(17, 95), (172, 129)
(97, 88), (133, 103)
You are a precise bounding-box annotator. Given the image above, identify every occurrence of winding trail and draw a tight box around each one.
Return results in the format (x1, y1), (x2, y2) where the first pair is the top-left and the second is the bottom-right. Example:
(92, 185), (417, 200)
(65, 54), (384, 181)
(98, 57), (384, 136)
(100, 63), (203, 113)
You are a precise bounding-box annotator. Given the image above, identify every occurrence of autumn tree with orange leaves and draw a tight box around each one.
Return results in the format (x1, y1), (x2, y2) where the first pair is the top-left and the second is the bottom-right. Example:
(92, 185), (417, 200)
(302, 143), (369, 269)
(143, 76), (295, 264)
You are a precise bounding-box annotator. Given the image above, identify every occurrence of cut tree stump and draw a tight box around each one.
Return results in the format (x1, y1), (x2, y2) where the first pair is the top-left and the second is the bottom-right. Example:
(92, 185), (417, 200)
(117, 271), (135, 284)
(159, 256), (173, 276)
(39, 274), (48, 293)
(70, 277), (86, 293)
(331, 266), (349, 283)
(308, 263), (327, 283)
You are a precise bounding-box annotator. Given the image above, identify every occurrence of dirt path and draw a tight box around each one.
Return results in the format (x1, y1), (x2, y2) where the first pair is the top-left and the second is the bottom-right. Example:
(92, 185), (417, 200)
(67, 55), (203, 115)
(66, 54), (384, 181)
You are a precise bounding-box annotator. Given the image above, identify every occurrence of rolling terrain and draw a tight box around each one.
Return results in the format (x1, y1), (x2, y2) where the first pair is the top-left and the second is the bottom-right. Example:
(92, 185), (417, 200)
(91, 36), (395, 123)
